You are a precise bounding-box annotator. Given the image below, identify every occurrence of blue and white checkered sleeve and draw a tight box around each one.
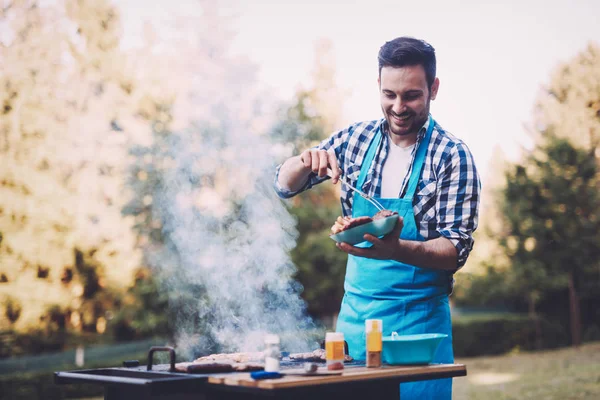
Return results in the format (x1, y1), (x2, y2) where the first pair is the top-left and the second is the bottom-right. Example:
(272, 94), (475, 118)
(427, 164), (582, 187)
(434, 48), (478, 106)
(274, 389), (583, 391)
(436, 142), (481, 269)
(273, 127), (348, 199)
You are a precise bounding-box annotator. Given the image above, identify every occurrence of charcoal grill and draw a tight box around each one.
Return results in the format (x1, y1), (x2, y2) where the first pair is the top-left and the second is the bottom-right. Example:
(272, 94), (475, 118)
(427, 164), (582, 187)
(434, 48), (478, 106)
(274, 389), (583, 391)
(54, 345), (466, 399)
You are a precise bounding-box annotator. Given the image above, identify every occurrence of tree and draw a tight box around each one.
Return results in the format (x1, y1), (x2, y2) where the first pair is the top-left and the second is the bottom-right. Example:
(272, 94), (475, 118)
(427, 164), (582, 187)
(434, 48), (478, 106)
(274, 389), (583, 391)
(498, 135), (600, 347)
(534, 43), (600, 152)
(532, 42), (600, 345)
(0, 0), (150, 331)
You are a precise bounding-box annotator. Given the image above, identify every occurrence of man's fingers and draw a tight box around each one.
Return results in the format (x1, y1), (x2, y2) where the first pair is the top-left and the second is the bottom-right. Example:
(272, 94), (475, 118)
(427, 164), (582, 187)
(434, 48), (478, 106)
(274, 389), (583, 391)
(327, 151), (340, 183)
(301, 149), (340, 182)
(311, 150), (320, 174)
(393, 216), (404, 233)
(300, 150), (312, 169)
(318, 150), (329, 177)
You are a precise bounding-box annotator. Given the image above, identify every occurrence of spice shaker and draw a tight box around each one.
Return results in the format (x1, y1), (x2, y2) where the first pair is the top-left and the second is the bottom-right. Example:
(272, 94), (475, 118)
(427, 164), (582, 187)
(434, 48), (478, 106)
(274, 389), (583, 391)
(325, 332), (345, 370)
(264, 334), (281, 372)
(366, 319), (382, 368)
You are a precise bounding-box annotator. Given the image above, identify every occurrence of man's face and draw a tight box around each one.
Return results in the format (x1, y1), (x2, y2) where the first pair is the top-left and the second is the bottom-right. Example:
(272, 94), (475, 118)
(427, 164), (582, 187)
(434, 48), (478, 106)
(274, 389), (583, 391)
(378, 65), (439, 140)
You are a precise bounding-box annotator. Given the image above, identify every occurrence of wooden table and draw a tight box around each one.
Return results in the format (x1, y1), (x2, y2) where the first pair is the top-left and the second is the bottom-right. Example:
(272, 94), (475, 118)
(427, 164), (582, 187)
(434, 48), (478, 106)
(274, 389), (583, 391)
(206, 363), (466, 399)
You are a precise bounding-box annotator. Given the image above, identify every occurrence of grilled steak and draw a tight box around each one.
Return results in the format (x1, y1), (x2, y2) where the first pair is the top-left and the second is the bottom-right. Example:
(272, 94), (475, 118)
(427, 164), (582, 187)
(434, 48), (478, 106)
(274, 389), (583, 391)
(193, 352), (264, 363)
(330, 210), (397, 235)
(175, 359), (264, 374)
(373, 209), (397, 219)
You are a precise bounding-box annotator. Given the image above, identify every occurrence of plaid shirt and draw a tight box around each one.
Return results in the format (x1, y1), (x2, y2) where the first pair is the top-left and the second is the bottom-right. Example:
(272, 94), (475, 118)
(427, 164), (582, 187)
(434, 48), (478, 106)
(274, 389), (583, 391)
(275, 116), (481, 269)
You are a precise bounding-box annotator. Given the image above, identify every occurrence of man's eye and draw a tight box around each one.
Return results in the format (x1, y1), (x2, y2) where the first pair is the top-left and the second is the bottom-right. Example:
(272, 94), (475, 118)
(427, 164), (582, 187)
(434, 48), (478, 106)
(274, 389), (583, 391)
(385, 93), (395, 99)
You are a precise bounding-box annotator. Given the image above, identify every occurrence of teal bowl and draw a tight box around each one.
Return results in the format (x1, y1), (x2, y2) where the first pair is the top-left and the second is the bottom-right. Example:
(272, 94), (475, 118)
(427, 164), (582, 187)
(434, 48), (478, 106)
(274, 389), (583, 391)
(382, 332), (448, 365)
(329, 215), (398, 245)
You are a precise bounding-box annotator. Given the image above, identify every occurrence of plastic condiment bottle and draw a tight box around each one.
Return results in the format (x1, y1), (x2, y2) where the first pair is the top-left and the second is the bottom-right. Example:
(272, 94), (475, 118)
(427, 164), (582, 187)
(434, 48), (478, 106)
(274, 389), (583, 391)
(366, 319), (382, 368)
(264, 334), (281, 372)
(325, 332), (345, 370)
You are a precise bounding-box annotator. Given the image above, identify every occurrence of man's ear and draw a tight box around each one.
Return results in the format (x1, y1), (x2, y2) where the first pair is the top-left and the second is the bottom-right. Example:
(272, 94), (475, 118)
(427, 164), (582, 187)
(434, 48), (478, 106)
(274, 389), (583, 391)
(430, 77), (440, 100)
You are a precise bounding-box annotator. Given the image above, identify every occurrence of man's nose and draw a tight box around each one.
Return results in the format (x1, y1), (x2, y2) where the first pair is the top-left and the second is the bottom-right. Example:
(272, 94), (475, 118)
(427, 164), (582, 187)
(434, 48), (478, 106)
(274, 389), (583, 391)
(392, 98), (404, 114)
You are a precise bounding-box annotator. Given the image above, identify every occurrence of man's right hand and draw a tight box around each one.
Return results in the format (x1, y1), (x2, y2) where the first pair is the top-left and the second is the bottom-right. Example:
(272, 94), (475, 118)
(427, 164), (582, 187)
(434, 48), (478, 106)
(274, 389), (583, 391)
(299, 149), (340, 184)
(331, 216), (352, 235)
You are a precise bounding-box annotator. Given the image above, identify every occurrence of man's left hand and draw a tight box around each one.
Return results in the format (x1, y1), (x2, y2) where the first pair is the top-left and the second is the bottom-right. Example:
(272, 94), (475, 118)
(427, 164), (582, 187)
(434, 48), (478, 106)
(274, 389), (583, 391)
(336, 216), (404, 260)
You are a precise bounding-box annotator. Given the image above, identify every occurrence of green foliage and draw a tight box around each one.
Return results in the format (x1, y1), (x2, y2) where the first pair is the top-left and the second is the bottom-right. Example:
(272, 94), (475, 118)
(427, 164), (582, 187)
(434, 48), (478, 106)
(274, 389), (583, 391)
(291, 190), (348, 316)
(497, 136), (600, 340)
(270, 91), (329, 156)
(460, 43), (600, 349)
(271, 87), (347, 319)
(109, 268), (170, 342)
(452, 314), (569, 357)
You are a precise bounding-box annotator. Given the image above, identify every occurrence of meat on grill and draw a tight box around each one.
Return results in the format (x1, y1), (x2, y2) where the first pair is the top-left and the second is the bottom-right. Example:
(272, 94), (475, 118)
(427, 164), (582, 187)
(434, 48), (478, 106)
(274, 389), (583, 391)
(175, 348), (354, 374)
(193, 352), (264, 363)
(174, 351), (266, 374)
(288, 348), (354, 363)
(331, 210), (398, 235)
(175, 359), (264, 374)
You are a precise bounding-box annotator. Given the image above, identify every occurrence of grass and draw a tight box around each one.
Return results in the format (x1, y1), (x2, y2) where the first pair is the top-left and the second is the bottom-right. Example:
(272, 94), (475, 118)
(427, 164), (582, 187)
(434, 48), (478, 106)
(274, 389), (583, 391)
(453, 341), (600, 399)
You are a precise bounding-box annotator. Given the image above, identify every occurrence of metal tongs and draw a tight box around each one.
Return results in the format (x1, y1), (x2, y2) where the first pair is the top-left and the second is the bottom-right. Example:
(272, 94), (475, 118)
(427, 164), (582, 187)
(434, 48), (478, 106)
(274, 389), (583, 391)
(328, 169), (385, 211)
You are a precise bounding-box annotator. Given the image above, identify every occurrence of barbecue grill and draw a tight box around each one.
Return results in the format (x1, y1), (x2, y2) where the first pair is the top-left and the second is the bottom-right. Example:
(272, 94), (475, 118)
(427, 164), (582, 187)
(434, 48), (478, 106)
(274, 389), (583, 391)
(54, 345), (466, 399)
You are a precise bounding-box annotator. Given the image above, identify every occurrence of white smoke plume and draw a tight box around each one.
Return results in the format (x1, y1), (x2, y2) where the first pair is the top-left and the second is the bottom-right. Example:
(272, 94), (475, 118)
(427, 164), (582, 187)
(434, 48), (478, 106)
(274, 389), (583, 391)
(122, 1), (318, 357)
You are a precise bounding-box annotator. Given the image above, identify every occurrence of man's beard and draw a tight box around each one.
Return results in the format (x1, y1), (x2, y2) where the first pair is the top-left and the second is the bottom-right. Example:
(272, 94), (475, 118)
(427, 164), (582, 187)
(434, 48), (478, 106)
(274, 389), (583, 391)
(384, 103), (430, 137)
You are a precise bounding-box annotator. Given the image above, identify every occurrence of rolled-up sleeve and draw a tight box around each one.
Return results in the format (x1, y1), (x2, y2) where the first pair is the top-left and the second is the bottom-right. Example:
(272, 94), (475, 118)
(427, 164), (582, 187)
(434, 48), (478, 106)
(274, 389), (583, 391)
(273, 163), (314, 198)
(273, 126), (349, 199)
(436, 142), (481, 269)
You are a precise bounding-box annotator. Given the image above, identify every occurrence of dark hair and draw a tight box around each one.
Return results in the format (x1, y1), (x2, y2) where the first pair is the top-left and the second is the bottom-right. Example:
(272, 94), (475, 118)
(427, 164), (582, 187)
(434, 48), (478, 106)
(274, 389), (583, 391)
(378, 37), (436, 89)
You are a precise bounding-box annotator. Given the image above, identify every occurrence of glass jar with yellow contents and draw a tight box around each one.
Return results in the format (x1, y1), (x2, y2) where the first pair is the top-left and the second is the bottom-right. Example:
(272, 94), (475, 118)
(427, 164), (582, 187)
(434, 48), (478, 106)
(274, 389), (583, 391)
(325, 332), (345, 370)
(366, 319), (382, 367)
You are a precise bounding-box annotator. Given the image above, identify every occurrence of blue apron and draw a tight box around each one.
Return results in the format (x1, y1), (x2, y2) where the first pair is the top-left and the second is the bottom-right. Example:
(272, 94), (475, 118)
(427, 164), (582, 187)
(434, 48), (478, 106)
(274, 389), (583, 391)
(336, 116), (454, 400)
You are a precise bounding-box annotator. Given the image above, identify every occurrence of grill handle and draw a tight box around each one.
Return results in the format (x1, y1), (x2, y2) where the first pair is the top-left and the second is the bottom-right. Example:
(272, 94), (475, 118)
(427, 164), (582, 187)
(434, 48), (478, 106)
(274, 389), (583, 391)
(147, 346), (176, 372)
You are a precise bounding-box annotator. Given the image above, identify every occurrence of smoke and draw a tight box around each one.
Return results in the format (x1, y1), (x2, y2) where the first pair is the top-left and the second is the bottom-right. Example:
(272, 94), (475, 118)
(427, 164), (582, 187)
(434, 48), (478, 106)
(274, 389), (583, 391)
(149, 112), (318, 357)
(124, 4), (319, 357)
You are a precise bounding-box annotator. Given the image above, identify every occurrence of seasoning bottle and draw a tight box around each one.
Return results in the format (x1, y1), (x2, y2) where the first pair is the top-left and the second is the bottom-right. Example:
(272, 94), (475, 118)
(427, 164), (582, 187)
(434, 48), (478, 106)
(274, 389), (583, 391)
(264, 334), (281, 372)
(325, 332), (345, 370)
(366, 319), (382, 368)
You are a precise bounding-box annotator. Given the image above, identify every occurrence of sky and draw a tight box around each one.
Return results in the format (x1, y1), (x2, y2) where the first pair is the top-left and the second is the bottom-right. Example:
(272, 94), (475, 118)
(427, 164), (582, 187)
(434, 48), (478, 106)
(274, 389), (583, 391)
(120, 0), (600, 181)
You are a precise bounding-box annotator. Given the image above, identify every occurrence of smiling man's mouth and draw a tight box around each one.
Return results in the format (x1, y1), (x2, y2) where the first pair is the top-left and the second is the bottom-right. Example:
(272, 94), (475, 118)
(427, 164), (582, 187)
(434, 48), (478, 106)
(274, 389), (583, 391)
(391, 112), (412, 123)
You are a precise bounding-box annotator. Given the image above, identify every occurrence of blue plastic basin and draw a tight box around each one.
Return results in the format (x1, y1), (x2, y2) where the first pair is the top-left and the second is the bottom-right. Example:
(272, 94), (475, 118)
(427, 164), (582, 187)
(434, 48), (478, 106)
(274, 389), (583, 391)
(382, 333), (448, 365)
(329, 215), (397, 245)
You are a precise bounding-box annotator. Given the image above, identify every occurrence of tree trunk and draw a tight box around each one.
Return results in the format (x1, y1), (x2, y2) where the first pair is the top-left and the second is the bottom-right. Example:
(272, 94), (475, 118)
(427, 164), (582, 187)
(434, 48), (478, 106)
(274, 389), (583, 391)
(528, 293), (542, 349)
(567, 271), (582, 347)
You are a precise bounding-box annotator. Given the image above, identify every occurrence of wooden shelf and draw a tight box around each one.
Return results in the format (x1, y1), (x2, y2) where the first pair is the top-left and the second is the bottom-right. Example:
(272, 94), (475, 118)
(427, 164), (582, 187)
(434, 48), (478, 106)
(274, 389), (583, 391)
(208, 363), (467, 389)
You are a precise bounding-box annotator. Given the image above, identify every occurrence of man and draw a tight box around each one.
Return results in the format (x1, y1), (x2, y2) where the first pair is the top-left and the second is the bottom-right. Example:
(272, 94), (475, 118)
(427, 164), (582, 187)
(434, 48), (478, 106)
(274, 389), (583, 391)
(274, 36), (480, 399)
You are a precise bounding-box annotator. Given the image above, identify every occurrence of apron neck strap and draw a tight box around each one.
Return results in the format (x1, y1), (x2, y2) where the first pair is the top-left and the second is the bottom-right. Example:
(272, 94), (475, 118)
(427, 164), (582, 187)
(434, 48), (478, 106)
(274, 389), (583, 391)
(404, 115), (435, 199)
(356, 126), (382, 189)
(356, 115), (436, 198)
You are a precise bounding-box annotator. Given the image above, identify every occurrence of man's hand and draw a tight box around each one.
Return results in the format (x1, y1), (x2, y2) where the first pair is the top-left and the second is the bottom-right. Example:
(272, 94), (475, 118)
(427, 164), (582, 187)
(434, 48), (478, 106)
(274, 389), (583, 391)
(300, 149), (340, 184)
(336, 216), (404, 260)
(331, 216), (351, 235)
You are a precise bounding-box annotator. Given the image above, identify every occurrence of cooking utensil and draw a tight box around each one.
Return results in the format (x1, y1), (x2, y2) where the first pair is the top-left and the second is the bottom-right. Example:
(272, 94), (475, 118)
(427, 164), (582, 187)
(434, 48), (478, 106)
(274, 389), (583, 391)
(327, 169), (385, 211)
